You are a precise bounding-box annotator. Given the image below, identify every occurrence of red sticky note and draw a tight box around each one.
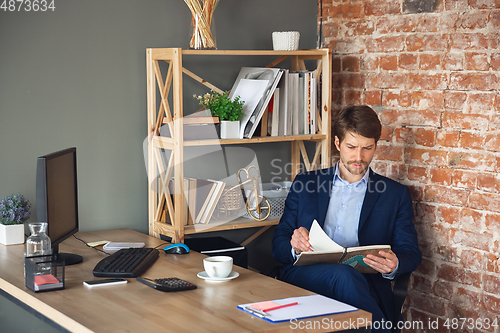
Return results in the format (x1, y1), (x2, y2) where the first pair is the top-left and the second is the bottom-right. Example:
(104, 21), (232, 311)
(250, 301), (280, 311)
(34, 274), (60, 286)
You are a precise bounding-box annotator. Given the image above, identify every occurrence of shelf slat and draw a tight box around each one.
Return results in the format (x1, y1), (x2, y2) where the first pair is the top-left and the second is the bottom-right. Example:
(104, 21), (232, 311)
(180, 49), (330, 57)
(153, 217), (279, 236)
(183, 134), (326, 146)
(152, 134), (326, 148)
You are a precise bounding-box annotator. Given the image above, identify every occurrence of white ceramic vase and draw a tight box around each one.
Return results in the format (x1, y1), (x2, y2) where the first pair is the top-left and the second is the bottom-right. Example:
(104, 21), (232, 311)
(220, 121), (240, 139)
(0, 223), (25, 245)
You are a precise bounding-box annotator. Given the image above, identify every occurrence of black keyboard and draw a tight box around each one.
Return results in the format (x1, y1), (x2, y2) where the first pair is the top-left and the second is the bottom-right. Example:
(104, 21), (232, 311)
(93, 248), (159, 278)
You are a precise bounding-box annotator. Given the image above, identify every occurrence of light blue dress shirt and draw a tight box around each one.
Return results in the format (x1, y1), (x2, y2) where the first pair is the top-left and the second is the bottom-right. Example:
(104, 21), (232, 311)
(323, 164), (369, 247)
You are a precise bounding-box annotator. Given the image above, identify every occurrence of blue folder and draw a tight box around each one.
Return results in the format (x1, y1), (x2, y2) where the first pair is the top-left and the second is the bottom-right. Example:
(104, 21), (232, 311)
(237, 294), (358, 323)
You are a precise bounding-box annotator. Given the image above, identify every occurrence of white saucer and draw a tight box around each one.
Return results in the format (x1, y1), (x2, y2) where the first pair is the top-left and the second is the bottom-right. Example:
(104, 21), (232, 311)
(197, 271), (239, 282)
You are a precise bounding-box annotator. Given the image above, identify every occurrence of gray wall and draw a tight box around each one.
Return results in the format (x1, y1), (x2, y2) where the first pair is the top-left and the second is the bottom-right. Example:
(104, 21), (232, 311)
(0, 0), (317, 235)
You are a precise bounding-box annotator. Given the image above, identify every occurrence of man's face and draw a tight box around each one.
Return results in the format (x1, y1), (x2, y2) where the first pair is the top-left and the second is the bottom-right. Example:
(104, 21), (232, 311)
(335, 131), (377, 180)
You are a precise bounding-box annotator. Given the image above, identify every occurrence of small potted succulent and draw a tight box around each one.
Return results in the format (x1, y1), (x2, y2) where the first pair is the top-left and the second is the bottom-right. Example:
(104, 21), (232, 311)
(194, 91), (245, 139)
(0, 192), (31, 245)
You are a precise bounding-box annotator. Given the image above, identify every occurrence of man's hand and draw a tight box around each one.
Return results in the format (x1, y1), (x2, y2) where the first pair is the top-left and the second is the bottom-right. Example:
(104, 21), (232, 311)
(291, 227), (313, 254)
(363, 250), (398, 274)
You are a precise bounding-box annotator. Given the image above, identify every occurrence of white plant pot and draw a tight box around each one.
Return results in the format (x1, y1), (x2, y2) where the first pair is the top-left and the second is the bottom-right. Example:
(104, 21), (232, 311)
(220, 120), (240, 139)
(272, 31), (300, 51)
(0, 223), (25, 246)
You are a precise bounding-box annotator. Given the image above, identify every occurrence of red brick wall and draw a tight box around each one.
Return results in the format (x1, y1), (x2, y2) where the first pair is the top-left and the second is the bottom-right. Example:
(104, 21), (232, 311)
(321, 0), (500, 331)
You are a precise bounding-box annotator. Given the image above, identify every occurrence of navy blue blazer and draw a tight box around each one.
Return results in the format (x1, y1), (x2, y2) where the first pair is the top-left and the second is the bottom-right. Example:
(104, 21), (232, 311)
(272, 167), (422, 318)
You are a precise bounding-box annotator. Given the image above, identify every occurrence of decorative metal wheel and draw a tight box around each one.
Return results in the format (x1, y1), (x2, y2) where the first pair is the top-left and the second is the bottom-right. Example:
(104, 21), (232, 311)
(245, 194), (271, 221)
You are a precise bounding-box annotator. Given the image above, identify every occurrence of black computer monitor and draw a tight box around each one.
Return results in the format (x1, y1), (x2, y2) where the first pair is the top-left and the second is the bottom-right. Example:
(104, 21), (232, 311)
(36, 147), (83, 265)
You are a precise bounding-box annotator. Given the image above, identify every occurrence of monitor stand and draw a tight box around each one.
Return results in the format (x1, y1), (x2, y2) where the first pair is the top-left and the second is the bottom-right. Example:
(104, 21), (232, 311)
(53, 246), (83, 265)
(56, 252), (83, 266)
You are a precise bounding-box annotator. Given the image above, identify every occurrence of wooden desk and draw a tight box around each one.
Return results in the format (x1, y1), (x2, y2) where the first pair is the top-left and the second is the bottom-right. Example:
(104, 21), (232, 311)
(0, 229), (371, 332)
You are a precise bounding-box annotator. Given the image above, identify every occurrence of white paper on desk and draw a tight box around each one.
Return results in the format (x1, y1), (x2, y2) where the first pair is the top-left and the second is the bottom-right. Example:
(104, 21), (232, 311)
(308, 219), (344, 253)
(237, 294), (357, 323)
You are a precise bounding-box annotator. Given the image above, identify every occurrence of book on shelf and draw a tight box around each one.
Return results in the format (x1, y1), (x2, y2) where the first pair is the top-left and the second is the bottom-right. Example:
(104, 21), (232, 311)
(293, 220), (391, 274)
(163, 177), (225, 226)
(297, 73), (304, 135)
(193, 179), (218, 224)
(167, 177), (224, 225)
(196, 179), (225, 224)
(277, 69), (288, 137)
(161, 112), (219, 136)
(229, 67), (284, 139)
(288, 72), (299, 136)
(161, 111), (220, 125)
(270, 88), (280, 136)
(292, 74), (301, 135)
(160, 122), (220, 141)
(261, 102), (270, 137)
(182, 114), (220, 125)
(309, 70), (317, 134)
(262, 94), (273, 137)
(303, 72), (310, 135)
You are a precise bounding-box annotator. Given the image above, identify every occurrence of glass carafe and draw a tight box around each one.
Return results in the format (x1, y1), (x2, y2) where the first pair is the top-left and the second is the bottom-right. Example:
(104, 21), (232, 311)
(25, 222), (52, 275)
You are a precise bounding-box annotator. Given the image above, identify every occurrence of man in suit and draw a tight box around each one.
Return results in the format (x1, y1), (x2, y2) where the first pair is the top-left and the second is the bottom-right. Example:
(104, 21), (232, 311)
(272, 105), (421, 332)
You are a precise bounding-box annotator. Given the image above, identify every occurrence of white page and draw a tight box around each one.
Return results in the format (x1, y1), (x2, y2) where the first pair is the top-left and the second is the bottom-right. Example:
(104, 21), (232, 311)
(230, 79), (268, 139)
(308, 219), (344, 253)
(238, 294), (357, 323)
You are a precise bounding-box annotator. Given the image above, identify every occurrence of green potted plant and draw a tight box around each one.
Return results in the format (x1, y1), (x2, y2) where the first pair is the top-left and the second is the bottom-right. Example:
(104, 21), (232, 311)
(0, 192), (31, 245)
(194, 91), (244, 139)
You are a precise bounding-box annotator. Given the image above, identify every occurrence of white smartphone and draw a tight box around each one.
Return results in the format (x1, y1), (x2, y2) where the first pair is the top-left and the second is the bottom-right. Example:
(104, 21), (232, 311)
(83, 278), (127, 287)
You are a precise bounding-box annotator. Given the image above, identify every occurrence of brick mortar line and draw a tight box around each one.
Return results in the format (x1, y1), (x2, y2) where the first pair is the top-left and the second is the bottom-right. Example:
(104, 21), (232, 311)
(409, 274), (500, 299)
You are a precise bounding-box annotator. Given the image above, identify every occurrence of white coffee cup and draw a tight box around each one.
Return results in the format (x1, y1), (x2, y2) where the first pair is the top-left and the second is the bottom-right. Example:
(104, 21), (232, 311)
(203, 256), (233, 278)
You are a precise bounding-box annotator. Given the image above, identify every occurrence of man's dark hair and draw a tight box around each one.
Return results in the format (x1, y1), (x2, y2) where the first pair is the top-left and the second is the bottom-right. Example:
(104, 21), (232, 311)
(333, 105), (382, 143)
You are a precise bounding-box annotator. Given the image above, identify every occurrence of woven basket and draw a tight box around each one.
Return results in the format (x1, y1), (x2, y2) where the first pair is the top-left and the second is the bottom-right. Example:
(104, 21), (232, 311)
(220, 184), (244, 211)
(212, 184), (245, 221)
(272, 31), (300, 51)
